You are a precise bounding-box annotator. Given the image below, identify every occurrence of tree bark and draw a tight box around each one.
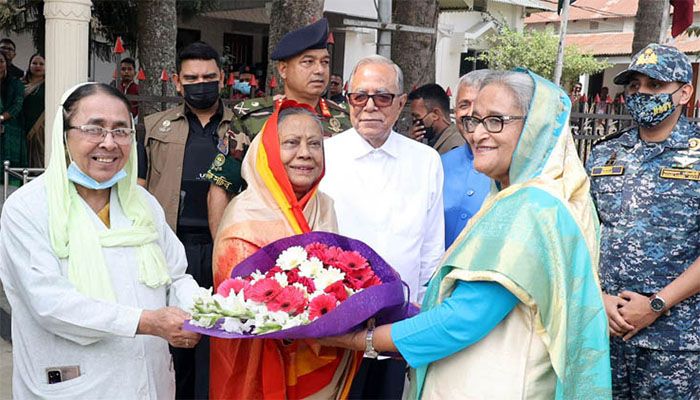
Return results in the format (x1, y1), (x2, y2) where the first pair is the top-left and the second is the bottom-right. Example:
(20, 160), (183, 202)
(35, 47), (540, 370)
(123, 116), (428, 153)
(631, 0), (670, 54)
(267, 0), (325, 95)
(391, 0), (439, 94)
(137, 0), (177, 115)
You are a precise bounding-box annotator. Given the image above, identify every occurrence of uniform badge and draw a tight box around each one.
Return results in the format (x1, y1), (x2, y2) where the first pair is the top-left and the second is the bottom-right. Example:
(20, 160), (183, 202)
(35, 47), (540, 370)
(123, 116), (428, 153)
(251, 101), (259, 107)
(159, 119), (172, 132)
(213, 153), (226, 168)
(217, 136), (229, 155)
(672, 155), (698, 168)
(328, 117), (342, 133)
(635, 49), (657, 65)
(163, 120), (171, 127)
(234, 103), (250, 114)
(660, 167), (700, 181)
(689, 138), (700, 151)
(591, 165), (625, 177)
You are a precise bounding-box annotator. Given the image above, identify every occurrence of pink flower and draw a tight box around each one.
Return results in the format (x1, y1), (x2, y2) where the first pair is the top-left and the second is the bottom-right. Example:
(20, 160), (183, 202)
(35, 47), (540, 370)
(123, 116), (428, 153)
(217, 278), (249, 297)
(343, 267), (375, 290)
(265, 266), (283, 278)
(266, 286), (308, 315)
(305, 242), (328, 260)
(309, 294), (338, 320)
(245, 278), (283, 302)
(321, 246), (345, 266)
(361, 274), (383, 289)
(323, 281), (349, 302)
(335, 251), (369, 273)
(296, 276), (316, 294)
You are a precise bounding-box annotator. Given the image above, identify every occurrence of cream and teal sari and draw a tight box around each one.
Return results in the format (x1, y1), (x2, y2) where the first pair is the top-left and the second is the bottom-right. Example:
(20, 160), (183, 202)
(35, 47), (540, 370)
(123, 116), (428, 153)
(414, 70), (611, 399)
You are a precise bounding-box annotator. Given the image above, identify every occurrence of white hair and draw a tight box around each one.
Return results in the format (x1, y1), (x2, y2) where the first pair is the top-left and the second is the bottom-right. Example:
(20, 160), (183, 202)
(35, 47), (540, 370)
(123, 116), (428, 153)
(348, 55), (404, 93)
(457, 69), (493, 92)
(480, 71), (534, 114)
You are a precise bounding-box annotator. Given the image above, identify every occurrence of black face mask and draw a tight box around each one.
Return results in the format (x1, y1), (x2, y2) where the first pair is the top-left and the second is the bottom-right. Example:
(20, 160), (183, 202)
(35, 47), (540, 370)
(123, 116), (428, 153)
(183, 81), (220, 110)
(413, 116), (436, 141)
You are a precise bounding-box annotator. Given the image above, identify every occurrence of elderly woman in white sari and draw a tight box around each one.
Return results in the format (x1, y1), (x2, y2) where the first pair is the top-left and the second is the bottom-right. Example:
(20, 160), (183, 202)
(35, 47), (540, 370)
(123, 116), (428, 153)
(0, 83), (200, 398)
(321, 70), (612, 399)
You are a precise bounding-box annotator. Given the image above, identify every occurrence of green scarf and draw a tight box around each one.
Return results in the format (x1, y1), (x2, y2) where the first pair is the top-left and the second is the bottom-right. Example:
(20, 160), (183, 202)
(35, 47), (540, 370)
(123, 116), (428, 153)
(46, 82), (171, 302)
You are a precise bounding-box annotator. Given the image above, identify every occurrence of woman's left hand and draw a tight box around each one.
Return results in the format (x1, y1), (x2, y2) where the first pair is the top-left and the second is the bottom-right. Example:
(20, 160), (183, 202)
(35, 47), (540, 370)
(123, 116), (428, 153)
(317, 330), (365, 351)
(617, 290), (660, 341)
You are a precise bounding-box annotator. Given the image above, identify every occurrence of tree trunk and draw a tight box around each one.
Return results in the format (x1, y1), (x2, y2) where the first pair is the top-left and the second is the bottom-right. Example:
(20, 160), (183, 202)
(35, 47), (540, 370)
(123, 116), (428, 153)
(391, 0), (439, 94)
(137, 0), (177, 115)
(267, 0), (325, 95)
(632, 0), (670, 54)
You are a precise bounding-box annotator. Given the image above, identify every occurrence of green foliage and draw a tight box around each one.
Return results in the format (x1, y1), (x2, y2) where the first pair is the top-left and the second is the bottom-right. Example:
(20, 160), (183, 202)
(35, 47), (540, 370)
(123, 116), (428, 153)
(472, 27), (611, 86)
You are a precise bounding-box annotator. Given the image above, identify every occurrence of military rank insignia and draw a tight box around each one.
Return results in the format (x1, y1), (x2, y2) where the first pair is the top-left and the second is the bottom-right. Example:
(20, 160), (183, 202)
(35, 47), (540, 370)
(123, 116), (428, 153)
(213, 153), (226, 168)
(591, 165), (625, 177)
(689, 138), (700, 152)
(660, 168), (700, 181)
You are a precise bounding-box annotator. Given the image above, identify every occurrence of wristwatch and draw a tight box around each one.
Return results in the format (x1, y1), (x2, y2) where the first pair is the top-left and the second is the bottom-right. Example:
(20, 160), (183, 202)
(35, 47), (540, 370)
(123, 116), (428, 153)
(649, 294), (667, 313)
(364, 319), (379, 359)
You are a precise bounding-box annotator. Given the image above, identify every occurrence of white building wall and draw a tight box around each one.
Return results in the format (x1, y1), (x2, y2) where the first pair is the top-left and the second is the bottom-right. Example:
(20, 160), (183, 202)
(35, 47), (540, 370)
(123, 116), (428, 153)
(341, 28), (378, 84)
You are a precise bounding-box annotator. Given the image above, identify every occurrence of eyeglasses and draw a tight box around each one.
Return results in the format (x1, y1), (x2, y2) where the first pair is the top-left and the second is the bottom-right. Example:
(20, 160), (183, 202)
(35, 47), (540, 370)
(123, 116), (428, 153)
(461, 115), (526, 134)
(346, 92), (398, 108)
(66, 125), (135, 145)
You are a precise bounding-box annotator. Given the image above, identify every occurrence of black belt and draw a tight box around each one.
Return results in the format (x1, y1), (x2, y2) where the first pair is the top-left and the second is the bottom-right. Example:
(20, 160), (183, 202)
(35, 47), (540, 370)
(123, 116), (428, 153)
(177, 227), (212, 244)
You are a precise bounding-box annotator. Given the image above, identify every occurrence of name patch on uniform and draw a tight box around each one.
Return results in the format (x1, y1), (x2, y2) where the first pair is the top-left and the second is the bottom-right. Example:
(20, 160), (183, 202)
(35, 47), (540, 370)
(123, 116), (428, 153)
(591, 165), (625, 177)
(659, 168), (700, 181)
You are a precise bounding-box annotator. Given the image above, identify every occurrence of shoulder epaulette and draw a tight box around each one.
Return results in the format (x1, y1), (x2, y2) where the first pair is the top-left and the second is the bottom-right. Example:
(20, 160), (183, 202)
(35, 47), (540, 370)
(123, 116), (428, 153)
(593, 126), (632, 146)
(232, 96), (274, 118)
(325, 98), (350, 114)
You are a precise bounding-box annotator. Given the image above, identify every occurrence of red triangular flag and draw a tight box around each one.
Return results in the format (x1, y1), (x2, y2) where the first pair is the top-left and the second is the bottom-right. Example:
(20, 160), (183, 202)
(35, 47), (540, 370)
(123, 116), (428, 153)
(327, 32), (335, 45)
(112, 68), (117, 80)
(136, 68), (146, 81)
(593, 94), (601, 103)
(618, 95), (625, 104)
(114, 36), (125, 54)
(581, 94), (588, 103)
(160, 68), (169, 82)
(249, 75), (258, 87)
(605, 95), (612, 104)
(269, 75), (278, 89)
(227, 72), (235, 86)
(446, 87), (452, 97)
(343, 81), (348, 93)
(411, 84), (417, 92)
(671, 0), (694, 37)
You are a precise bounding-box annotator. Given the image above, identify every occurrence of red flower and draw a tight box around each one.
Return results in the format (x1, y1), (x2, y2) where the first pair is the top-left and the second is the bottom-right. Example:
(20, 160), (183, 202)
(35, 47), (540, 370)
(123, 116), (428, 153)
(335, 251), (369, 273)
(245, 278), (283, 302)
(361, 274), (383, 289)
(305, 242), (328, 260)
(286, 268), (300, 284)
(217, 278), (249, 297)
(296, 276), (316, 294)
(265, 266), (283, 278)
(266, 286), (308, 315)
(343, 267), (376, 290)
(309, 294), (338, 320)
(323, 281), (349, 302)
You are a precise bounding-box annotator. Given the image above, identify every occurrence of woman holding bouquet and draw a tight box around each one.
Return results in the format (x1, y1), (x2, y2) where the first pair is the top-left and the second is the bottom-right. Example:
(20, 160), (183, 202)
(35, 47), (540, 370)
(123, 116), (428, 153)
(210, 100), (360, 399)
(321, 70), (613, 399)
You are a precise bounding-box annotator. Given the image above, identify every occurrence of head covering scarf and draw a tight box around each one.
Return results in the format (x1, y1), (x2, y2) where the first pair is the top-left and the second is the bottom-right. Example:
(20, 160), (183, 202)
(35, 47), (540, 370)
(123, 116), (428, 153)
(46, 82), (171, 302)
(416, 70), (611, 398)
(211, 100), (357, 400)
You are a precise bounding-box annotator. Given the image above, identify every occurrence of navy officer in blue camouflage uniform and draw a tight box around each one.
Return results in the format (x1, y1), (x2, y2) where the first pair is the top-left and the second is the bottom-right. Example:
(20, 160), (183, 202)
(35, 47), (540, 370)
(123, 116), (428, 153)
(587, 43), (700, 399)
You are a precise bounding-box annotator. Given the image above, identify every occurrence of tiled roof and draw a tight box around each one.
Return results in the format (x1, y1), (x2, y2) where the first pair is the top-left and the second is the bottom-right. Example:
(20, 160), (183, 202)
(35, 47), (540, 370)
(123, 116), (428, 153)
(567, 31), (700, 56)
(526, 0), (700, 23)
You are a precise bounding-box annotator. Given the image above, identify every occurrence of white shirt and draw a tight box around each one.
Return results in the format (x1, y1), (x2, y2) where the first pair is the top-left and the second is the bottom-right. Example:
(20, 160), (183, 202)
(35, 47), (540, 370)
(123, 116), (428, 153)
(0, 176), (199, 399)
(321, 129), (445, 302)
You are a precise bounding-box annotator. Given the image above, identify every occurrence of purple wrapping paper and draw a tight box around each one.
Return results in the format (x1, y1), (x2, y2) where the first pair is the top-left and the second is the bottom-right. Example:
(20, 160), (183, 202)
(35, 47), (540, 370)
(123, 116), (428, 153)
(185, 231), (418, 339)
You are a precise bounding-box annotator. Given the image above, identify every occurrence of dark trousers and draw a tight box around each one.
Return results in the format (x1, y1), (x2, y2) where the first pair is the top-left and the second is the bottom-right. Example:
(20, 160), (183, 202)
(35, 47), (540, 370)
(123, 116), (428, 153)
(172, 229), (213, 400)
(348, 358), (407, 400)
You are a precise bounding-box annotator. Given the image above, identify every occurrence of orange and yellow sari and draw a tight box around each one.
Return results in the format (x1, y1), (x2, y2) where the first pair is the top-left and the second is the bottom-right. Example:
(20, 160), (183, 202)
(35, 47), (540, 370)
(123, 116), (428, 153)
(210, 100), (361, 399)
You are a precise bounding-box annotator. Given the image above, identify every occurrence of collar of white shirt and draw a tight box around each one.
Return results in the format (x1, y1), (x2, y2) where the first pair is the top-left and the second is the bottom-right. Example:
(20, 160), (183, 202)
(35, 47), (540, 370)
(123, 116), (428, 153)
(346, 128), (401, 160)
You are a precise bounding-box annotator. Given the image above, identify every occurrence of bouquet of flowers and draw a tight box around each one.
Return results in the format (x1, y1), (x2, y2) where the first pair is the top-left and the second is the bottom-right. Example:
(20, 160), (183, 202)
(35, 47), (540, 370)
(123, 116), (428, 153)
(185, 232), (415, 339)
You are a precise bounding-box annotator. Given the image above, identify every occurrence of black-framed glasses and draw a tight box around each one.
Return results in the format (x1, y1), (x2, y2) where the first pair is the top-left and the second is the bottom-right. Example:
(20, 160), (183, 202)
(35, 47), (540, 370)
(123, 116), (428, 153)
(346, 92), (398, 108)
(66, 125), (135, 145)
(461, 115), (526, 134)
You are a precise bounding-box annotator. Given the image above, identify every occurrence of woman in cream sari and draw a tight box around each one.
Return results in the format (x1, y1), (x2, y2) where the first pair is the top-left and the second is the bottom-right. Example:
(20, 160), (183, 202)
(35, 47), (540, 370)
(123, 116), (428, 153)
(322, 70), (612, 399)
(210, 100), (360, 399)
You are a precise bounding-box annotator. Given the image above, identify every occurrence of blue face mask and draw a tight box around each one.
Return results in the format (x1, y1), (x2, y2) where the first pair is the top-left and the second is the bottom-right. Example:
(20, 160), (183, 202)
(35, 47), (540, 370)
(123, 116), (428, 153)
(625, 86), (682, 128)
(67, 162), (127, 190)
(233, 80), (252, 96)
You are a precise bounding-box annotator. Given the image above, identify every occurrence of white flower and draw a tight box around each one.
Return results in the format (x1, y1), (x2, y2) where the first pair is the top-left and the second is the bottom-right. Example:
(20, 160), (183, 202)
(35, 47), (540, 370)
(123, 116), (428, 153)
(282, 314), (310, 330)
(221, 317), (247, 333)
(249, 270), (265, 282)
(267, 311), (290, 326)
(276, 246), (308, 271)
(218, 292), (250, 317)
(298, 257), (324, 278)
(273, 272), (289, 287)
(314, 266), (345, 290)
(292, 282), (311, 297)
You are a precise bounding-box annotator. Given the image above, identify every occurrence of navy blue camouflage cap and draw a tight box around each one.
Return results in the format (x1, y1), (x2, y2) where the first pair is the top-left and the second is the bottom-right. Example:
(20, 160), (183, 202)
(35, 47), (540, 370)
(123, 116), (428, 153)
(271, 18), (329, 61)
(613, 43), (693, 85)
